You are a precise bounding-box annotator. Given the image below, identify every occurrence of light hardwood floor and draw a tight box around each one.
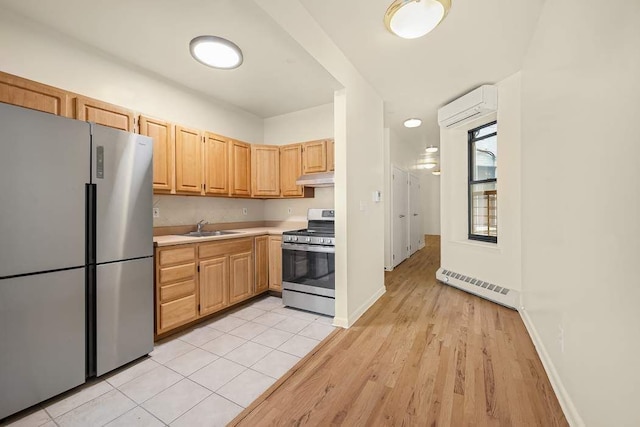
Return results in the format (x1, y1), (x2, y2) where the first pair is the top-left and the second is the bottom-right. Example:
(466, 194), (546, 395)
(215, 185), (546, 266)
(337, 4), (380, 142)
(231, 236), (568, 426)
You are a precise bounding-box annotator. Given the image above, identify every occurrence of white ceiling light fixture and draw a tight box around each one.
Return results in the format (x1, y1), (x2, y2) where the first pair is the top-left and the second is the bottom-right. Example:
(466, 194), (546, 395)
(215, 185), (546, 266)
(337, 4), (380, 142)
(384, 0), (451, 39)
(432, 169), (441, 175)
(404, 118), (422, 128)
(426, 145), (439, 153)
(189, 35), (243, 69)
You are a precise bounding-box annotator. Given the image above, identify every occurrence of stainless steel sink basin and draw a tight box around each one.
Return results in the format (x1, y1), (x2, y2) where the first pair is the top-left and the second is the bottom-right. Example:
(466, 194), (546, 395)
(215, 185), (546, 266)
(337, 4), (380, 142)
(181, 231), (240, 237)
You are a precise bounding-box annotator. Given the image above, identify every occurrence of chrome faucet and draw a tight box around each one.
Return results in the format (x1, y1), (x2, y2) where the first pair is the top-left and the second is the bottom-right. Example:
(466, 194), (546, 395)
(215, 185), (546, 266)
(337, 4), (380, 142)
(196, 220), (209, 233)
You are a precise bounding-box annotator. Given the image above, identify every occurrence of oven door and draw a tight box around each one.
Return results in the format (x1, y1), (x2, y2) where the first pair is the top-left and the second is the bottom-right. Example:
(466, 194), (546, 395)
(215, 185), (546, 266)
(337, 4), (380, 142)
(281, 243), (335, 297)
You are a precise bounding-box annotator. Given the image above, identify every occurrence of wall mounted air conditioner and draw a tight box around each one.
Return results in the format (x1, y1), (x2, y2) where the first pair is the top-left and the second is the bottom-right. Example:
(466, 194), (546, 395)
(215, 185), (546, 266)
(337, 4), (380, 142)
(437, 85), (498, 129)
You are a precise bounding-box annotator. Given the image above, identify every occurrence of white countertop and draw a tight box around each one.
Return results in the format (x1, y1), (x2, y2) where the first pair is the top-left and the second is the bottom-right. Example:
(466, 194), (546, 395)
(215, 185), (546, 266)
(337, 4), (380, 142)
(153, 226), (298, 247)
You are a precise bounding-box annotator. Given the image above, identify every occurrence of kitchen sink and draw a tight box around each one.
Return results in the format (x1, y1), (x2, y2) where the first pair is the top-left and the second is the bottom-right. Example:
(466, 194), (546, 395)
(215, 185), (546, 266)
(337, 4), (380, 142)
(181, 230), (241, 237)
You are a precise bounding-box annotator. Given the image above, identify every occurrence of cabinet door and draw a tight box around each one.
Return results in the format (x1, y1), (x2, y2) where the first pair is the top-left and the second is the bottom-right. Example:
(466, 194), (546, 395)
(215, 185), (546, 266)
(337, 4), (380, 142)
(175, 125), (203, 194)
(204, 133), (228, 195)
(328, 139), (335, 172)
(0, 71), (72, 117)
(74, 96), (136, 132)
(140, 116), (174, 193)
(229, 251), (253, 304)
(251, 145), (280, 197)
(229, 139), (251, 196)
(268, 236), (282, 291)
(302, 140), (327, 174)
(254, 236), (269, 294)
(199, 256), (229, 316)
(158, 295), (198, 334)
(280, 144), (303, 197)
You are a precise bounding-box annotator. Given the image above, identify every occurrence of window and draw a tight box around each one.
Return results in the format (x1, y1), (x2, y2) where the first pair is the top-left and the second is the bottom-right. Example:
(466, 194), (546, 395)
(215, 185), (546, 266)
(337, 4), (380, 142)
(468, 121), (497, 243)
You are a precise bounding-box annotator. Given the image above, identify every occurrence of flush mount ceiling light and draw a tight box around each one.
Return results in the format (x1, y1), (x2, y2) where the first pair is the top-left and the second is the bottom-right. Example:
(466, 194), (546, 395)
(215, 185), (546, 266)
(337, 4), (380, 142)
(189, 35), (243, 69)
(426, 145), (439, 153)
(432, 169), (441, 175)
(384, 0), (452, 39)
(404, 118), (422, 128)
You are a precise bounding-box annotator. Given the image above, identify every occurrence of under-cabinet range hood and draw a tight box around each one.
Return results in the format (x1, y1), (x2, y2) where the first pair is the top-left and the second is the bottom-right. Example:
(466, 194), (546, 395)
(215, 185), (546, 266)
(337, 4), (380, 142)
(295, 172), (334, 187)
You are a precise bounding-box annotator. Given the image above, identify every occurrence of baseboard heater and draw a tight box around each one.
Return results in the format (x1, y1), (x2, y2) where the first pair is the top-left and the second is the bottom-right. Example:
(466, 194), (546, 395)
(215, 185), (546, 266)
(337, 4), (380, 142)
(436, 267), (519, 309)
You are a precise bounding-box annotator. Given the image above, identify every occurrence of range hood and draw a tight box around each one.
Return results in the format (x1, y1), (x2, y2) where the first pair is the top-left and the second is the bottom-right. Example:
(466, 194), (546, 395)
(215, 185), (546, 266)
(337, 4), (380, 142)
(295, 172), (334, 187)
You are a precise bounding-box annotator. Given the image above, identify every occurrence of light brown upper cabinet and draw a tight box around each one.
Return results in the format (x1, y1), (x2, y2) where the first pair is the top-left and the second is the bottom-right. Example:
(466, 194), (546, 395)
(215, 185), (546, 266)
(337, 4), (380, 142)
(139, 116), (174, 193)
(175, 125), (203, 194)
(204, 133), (229, 196)
(302, 139), (328, 174)
(251, 145), (280, 197)
(0, 72), (72, 117)
(74, 96), (136, 132)
(280, 143), (303, 197)
(328, 139), (335, 172)
(229, 139), (251, 197)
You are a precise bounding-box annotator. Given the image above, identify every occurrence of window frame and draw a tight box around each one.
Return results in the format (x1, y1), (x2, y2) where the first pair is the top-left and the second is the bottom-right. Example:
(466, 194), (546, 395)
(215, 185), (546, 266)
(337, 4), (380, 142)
(468, 121), (498, 243)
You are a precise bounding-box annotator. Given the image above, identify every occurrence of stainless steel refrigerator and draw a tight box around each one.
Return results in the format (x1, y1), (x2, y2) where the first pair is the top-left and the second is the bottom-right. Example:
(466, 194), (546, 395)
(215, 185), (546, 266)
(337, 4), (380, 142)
(0, 103), (154, 420)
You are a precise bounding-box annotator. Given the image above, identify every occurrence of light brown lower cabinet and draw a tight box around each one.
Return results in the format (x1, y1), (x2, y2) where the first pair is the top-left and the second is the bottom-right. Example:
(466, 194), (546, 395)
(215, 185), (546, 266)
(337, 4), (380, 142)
(268, 236), (283, 291)
(155, 236), (269, 337)
(255, 236), (270, 294)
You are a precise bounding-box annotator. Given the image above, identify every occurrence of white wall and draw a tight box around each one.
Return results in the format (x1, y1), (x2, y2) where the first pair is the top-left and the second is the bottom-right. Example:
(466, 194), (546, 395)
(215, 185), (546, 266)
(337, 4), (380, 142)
(520, 1), (640, 425)
(153, 196), (264, 227)
(0, 11), (264, 143)
(263, 103), (335, 222)
(440, 72), (522, 292)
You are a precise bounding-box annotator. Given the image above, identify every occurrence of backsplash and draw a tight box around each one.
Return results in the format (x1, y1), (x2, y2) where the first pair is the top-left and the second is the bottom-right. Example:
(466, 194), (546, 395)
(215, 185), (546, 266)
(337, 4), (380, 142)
(153, 195), (265, 227)
(264, 187), (335, 222)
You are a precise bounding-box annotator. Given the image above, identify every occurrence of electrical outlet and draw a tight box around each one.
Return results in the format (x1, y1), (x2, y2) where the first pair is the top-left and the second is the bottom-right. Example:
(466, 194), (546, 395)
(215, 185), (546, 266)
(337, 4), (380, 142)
(287, 207), (292, 214)
(153, 208), (160, 218)
(242, 208), (248, 215)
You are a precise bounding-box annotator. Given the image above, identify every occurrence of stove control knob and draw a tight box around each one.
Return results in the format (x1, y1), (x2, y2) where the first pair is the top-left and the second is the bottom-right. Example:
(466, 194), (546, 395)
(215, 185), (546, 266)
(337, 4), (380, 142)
(306, 237), (311, 242)
(319, 238), (324, 243)
(293, 236), (298, 242)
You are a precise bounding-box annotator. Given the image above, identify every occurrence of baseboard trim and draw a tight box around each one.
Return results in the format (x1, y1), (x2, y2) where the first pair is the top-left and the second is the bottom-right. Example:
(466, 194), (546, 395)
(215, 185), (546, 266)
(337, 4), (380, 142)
(332, 316), (349, 328)
(345, 286), (386, 328)
(519, 309), (584, 427)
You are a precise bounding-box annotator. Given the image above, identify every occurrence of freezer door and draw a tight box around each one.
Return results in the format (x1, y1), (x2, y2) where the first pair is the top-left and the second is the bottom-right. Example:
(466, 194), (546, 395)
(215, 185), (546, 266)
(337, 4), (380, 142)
(91, 125), (153, 263)
(96, 257), (154, 376)
(0, 269), (86, 419)
(0, 103), (89, 278)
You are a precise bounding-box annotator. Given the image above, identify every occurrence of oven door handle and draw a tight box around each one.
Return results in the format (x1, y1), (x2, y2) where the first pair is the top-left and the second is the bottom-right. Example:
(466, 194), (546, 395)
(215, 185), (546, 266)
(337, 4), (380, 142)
(281, 243), (335, 253)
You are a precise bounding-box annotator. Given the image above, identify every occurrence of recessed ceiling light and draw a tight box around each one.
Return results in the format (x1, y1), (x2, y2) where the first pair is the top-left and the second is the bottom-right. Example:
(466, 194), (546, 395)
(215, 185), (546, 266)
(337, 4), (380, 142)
(404, 118), (422, 128)
(189, 36), (243, 69)
(426, 145), (439, 153)
(432, 170), (441, 175)
(384, 0), (451, 39)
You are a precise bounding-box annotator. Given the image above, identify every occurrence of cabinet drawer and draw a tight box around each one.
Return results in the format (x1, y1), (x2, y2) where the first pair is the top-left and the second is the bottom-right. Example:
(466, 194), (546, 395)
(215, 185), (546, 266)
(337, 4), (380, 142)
(159, 246), (196, 266)
(159, 294), (197, 332)
(199, 238), (253, 259)
(159, 263), (195, 284)
(159, 279), (195, 303)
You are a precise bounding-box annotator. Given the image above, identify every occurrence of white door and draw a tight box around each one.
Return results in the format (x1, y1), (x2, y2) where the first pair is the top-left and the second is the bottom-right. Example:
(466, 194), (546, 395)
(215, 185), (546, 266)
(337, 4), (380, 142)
(392, 167), (409, 267)
(408, 174), (422, 255)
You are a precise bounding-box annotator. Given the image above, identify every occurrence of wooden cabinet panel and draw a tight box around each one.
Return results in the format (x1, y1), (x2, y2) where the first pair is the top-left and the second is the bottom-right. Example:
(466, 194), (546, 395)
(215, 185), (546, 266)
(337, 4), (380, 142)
(328, 139), (335, 172)
(229, 251), (253, 304)
(0, 72), (72, 117)
(199, 257), (229, 316)
(280, 144), (303, 197)
(268, 236), (283, 291)
(74, 96), (136, 132)
(302, 140), (327, 174)
(251, 145), (280, 197)
(255, 236), (269, 294)
(175, 125), (203, 194)
(159, 263), (195, 284)
(229, 139), (251, 196)
(140, 116), (174, 193)
(159, 246), (196, 266)
(204, 133), (229, 195)
(159, 280), (195, 303)
(199, 238), (252, 260)
(158, 294), (197, 333)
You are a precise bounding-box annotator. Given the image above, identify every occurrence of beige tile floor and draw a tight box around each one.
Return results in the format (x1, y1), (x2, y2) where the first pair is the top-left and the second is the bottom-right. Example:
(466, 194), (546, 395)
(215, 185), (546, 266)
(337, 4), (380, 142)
(1, 296), (336, 427)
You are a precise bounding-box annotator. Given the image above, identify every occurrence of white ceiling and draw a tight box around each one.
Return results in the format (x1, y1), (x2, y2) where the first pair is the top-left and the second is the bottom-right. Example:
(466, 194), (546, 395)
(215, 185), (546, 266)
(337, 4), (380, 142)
(0, 0), (543, 145)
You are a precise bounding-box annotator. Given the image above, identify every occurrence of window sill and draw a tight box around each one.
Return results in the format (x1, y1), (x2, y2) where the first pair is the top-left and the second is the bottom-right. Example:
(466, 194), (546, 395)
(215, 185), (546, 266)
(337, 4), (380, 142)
(450, 239), (502, 253)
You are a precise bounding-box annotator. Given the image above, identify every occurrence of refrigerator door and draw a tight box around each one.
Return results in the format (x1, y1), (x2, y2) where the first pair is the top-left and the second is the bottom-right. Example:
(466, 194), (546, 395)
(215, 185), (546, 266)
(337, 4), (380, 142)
(96, 257), (154, 376)
(0, 269), (86, 419)
(0, 103), (89, 278)
(91, 125), (153, 264)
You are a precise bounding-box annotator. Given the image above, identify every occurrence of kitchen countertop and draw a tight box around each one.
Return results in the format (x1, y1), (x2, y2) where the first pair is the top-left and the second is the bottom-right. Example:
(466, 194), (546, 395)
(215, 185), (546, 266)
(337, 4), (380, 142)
(153, 226), (298, 247)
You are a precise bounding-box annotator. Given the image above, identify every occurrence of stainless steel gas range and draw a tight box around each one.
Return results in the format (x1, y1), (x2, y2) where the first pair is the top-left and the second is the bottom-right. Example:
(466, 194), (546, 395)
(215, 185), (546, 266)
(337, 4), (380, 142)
(282, 209), (335, 316)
